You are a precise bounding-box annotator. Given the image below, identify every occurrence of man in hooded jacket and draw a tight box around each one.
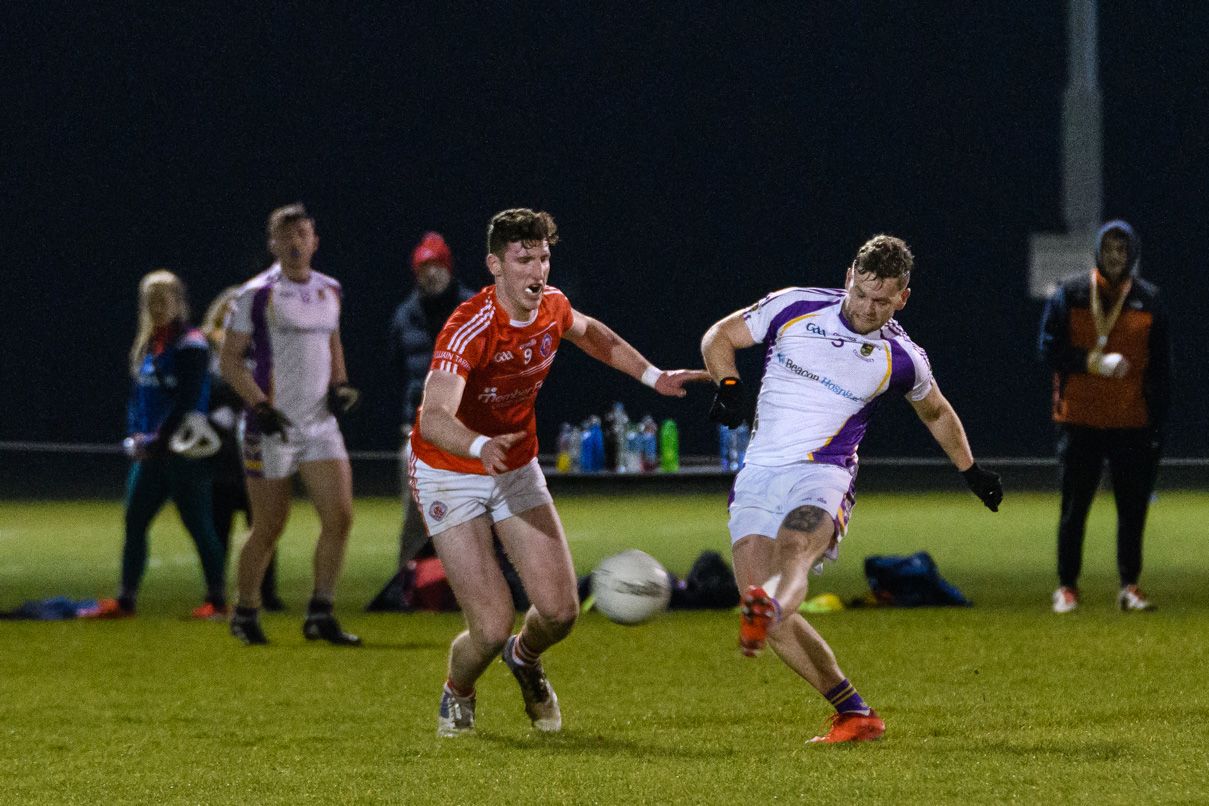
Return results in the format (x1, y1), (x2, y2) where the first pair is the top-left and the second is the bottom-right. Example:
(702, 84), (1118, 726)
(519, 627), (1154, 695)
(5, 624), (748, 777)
(370, 233), (477, 611)
(1039, 220), (1171, 613)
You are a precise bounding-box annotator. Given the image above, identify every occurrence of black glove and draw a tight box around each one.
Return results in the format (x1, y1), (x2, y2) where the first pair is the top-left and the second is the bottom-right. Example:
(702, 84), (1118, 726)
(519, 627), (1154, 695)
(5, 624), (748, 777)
(253, 402), (292, 442)
(326, 382), (361, 417)
(961, 463), (1003, 512)
(707, 377), (746, 428)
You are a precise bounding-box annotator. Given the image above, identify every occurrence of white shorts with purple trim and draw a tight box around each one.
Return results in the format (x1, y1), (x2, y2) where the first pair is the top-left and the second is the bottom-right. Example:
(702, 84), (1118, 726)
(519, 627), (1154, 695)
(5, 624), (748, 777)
(727, 460), (857, 574)
(406, 452), (553, 537)
(242, 415), (348, 480)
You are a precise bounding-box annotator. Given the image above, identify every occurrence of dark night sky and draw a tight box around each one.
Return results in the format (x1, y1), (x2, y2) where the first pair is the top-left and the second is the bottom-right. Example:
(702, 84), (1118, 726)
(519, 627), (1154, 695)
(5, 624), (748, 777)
(2, 2), (1206, 458)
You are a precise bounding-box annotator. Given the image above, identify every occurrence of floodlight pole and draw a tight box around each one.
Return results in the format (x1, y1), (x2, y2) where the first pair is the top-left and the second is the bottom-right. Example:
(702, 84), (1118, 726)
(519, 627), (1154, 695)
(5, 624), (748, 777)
(1062, 0), (1102, 234)
(1028, 0), (1103, 298)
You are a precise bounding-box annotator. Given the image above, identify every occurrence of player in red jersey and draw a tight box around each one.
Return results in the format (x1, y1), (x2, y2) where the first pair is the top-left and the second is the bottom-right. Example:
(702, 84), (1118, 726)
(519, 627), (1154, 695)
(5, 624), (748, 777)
(410, 208), (709, 736)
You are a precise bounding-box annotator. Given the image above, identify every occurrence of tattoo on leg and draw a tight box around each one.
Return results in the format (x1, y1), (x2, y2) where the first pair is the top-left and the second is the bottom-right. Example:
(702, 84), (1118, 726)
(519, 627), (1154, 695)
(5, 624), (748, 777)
(783, 505), (829, 534)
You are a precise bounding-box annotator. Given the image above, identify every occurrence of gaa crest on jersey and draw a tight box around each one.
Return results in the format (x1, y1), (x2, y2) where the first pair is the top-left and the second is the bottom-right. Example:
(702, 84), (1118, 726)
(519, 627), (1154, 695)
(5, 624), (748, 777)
(539, 333), (553, 357)
(861, 344), (875, 357)
(429, 501), (447, 521)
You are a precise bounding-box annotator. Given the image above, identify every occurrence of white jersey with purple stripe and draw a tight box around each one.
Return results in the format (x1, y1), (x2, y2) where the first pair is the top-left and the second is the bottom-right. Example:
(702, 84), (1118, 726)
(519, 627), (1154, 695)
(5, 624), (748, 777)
(227, 264), (342, 429)
(741, 287), (932, 469)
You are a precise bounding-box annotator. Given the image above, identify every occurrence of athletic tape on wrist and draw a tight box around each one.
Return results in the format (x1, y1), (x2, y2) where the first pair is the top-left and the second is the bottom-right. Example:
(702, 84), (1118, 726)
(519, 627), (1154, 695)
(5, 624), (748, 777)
(641, 366), (662, 388)
(468, 435), (490, 459)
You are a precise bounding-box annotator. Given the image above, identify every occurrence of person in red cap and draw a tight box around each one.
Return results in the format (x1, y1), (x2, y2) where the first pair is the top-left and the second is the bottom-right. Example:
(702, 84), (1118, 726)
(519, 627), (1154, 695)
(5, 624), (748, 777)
(369, 233), (479, 611)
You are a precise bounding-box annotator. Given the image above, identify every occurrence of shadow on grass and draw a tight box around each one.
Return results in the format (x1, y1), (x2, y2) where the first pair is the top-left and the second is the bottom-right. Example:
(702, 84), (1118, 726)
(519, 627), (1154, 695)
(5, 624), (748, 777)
(345, 640), (449, 652)
(476, 728), (738, 760)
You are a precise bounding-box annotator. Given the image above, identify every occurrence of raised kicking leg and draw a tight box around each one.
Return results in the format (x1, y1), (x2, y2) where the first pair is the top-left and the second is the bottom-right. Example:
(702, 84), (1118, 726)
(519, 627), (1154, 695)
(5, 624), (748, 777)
(732, 505), (885, 743)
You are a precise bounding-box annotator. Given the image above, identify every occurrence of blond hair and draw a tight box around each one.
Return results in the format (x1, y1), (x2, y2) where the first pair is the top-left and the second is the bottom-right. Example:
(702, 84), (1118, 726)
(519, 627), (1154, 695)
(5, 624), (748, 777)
(129, 270), (189, 377)
(201, 285), (241, 350)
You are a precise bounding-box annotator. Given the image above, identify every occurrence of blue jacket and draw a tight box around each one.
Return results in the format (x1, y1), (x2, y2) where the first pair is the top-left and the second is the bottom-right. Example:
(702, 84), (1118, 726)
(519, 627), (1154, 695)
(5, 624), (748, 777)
(127, 323), (211, 440)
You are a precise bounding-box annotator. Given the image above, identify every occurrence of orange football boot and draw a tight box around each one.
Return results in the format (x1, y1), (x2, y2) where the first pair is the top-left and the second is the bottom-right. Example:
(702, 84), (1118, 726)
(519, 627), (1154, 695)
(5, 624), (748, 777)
(809, 710), (886, 743)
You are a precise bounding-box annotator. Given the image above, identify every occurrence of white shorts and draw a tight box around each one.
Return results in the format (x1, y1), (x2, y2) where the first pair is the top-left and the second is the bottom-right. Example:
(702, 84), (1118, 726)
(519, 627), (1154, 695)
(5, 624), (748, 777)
(728, 461), (857, 572)
(243, 415), (348, 480)
(407, 453), (554, 537)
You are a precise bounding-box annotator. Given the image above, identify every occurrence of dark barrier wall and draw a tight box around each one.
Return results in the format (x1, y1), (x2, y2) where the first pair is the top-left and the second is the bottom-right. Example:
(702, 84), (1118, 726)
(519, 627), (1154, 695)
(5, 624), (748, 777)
(3, 5), (1206, 461)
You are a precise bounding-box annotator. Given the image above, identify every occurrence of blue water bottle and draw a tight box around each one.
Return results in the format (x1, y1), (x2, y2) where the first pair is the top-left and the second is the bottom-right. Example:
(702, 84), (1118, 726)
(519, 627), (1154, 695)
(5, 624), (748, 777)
(736, 423), (750, 469)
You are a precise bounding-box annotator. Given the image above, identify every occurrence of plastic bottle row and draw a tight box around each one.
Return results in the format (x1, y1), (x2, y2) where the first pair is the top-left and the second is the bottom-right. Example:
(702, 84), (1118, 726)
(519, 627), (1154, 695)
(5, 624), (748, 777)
(555, 402), (679, 473)
(554, 403), (751, 474)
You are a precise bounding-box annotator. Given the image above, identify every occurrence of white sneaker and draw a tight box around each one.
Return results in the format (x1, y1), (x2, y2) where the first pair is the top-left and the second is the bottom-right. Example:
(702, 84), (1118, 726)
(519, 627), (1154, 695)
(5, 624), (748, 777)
(437, 686), (476, 737)
(1118, 585), (1155, 612)
(1052, 586), (1079, 613)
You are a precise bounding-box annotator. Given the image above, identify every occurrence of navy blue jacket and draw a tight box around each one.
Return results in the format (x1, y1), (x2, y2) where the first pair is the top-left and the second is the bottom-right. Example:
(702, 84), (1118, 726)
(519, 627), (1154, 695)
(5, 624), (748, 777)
(389, 281), (476, 428)
(127, 324), (211, 440)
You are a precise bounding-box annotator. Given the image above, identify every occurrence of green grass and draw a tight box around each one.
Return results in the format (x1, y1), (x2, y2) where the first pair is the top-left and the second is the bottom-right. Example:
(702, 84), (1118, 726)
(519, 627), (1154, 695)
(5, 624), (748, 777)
(1, 491), (1208, 805)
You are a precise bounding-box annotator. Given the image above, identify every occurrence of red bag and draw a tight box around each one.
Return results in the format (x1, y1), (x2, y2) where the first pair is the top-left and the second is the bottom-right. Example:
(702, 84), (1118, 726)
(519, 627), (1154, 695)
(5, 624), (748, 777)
(411, 557), (459, 612)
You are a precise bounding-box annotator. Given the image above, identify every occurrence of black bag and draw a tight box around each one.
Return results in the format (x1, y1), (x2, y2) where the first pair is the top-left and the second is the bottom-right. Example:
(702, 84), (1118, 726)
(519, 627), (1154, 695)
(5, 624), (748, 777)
(670, 550), (740, 610)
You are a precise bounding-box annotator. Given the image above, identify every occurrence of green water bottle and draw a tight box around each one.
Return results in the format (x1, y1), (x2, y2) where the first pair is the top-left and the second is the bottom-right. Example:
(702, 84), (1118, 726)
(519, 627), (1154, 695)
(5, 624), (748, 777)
(659, 418), (679, 472)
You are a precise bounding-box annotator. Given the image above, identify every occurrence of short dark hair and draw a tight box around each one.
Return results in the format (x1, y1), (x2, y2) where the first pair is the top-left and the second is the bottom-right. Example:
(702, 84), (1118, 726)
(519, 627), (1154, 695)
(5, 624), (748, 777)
(852, 234), (913, 287)
(267, 202), (311, 239)
(487, 208), (559, 258)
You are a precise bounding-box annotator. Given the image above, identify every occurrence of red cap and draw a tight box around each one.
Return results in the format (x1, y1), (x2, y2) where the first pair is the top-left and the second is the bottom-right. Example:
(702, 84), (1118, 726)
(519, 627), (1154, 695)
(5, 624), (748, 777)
(412, 232), (452, 274)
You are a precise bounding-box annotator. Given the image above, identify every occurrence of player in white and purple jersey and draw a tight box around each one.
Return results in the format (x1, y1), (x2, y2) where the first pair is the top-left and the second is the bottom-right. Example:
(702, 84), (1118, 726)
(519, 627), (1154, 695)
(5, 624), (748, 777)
(701, 234), (1003, 744)
(220, 203), (362, 647)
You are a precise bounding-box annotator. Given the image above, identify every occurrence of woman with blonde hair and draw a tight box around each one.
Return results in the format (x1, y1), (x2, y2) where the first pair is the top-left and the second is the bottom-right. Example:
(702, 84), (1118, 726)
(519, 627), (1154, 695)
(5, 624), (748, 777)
(89, 271), (228, 618)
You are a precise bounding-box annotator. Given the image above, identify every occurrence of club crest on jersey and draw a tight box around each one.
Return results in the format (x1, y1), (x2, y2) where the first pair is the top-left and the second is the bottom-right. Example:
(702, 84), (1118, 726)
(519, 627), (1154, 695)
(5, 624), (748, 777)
(429, 501), (447, 521)
(861, 344), (875, 357)
(539, 333), (553, 357)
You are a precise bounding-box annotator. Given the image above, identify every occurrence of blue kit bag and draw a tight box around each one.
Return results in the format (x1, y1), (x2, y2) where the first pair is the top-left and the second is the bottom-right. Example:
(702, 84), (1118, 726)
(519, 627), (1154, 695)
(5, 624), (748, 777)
(863, 552), (971, 607)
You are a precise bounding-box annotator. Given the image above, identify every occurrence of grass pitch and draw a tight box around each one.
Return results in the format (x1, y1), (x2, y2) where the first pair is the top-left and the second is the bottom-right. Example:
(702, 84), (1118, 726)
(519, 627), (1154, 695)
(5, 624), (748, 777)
(1, 491), (1207, 805)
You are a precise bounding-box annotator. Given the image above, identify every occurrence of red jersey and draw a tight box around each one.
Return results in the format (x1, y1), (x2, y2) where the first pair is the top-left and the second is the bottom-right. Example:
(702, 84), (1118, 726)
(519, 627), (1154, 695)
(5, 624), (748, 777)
(410, 285), (576, 474)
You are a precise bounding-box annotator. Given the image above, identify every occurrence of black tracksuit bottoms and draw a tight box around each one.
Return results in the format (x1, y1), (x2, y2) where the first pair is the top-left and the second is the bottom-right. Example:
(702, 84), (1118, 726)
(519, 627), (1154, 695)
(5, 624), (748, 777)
(1056, 424), (1161, 588)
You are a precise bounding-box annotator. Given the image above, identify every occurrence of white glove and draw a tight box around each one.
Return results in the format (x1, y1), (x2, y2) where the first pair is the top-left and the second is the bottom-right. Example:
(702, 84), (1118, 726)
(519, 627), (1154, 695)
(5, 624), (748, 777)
(1088, 351), (1129, 379)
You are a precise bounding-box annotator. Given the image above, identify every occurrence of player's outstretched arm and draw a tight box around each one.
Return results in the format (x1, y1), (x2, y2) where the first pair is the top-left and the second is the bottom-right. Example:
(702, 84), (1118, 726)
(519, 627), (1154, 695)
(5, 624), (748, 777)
(563, 309), (710, 397)
(417, 370), (523, 476)
(910, 382), (1003, 511)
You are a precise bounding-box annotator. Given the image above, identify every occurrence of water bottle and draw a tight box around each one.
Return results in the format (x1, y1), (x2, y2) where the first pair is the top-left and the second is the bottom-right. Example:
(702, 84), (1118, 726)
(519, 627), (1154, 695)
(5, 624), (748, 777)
(580, 416), (601, 472)
(660, 419), (679, 472)
(606, 402), (629, 473)
(556, 423), (573, 472)
(639, 415), (658, 472)
(584, 416), (605, 472)
(568, 423), (582, 472)
(718, 423), (740, 471)
(736, 422), (750, 468)
(624, 425), (642, 473)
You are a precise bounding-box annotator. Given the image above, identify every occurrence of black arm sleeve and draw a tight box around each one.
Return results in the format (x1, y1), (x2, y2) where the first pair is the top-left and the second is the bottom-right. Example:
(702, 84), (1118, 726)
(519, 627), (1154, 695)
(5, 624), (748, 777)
(1145, 293), (1172, 432)
(157, 345), (209, 440)
(1038, 285), (1088, 375)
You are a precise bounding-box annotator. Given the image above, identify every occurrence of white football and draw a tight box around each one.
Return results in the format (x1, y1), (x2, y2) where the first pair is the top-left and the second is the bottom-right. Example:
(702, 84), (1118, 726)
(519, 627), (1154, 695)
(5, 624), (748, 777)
(591, 550), (672, 625)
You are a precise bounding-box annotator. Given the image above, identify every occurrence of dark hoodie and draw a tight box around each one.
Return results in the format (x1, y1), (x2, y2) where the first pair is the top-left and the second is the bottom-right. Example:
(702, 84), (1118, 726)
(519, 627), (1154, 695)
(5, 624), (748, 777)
(1038, 220), (1171, 431)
